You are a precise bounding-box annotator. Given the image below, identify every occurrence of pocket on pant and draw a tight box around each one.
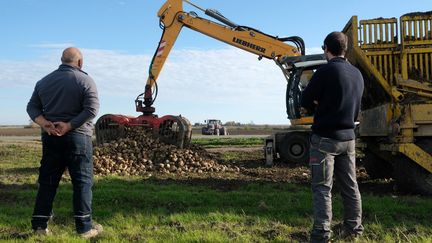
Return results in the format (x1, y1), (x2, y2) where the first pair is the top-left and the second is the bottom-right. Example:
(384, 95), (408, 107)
(309, 148), (327, 185)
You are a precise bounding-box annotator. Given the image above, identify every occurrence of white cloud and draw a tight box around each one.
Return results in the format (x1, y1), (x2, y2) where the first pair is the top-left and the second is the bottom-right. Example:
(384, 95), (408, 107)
(27, 43), (76, 49)
(0, 46), (321, 125)
(0, 59), (56, 87)
(82, 49), (150, 97)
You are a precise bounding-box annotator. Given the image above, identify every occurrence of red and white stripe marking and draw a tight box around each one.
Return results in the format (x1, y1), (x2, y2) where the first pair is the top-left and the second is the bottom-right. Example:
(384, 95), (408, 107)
(156, 40), (166, 57)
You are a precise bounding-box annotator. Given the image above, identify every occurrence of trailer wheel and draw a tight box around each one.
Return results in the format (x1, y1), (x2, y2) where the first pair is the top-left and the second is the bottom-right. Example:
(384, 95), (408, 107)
(279, 132), (309, 165)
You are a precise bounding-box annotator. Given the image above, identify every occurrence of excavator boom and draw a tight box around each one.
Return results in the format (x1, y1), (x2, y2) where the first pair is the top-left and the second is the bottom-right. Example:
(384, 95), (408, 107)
(139, 0), (306, 113)
(95, 0), (324, 147)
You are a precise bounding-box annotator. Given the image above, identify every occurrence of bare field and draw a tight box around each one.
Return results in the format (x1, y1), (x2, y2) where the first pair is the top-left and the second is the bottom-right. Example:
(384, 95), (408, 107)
(0, 126), (281, 142)
(193, 125), (290, 136)
(0, 127), (40, 136)
(0, 125), (287, 137)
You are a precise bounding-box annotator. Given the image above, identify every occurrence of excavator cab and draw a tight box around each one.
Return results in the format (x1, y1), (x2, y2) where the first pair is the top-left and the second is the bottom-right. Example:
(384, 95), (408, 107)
(283, 55), (327, 122)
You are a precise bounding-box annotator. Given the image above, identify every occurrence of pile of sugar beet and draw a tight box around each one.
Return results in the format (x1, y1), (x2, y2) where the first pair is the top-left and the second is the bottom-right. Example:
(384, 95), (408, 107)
(93, 127), (239, 176)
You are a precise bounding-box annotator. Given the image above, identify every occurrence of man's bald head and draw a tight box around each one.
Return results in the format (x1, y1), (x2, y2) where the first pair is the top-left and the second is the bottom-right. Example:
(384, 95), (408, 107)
(61, 47), (83, 69)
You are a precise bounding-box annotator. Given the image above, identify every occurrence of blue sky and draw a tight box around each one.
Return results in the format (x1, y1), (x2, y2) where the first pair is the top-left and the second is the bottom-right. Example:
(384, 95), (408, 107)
(0, 0), (430, 125)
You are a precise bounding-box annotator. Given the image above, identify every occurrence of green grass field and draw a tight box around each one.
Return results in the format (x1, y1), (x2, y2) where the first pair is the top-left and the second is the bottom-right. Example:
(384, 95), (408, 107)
(1, 143), (432, 242)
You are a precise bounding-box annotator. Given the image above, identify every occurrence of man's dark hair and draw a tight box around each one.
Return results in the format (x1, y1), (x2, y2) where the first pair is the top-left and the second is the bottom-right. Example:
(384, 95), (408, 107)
(324, 31), (348, 56)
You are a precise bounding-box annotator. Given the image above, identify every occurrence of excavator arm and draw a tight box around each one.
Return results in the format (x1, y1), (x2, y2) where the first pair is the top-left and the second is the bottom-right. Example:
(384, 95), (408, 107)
(96, 0), (326, 148)
(137, 0), (310, 115)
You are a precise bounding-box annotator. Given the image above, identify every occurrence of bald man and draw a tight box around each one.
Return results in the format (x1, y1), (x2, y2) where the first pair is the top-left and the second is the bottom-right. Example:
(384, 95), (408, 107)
(27, 47), (102, 238)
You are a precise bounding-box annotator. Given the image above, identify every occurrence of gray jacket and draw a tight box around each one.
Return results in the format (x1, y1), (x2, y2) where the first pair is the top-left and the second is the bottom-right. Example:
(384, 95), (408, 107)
(27, 64), (99, 136)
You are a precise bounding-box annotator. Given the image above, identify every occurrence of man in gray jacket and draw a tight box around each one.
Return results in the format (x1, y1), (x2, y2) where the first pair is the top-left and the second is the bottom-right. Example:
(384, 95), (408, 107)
(27, 47), (102, 239)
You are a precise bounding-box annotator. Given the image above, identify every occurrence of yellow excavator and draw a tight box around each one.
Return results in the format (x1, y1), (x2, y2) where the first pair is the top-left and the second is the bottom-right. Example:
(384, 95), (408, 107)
(95, 0), (325, 148)
(95, 0), (432, 194)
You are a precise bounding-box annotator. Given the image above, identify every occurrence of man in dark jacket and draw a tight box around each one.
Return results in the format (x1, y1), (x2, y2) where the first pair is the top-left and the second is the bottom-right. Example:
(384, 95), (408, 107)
(301, 32), (364, 243)
(27, 47), (102, 239)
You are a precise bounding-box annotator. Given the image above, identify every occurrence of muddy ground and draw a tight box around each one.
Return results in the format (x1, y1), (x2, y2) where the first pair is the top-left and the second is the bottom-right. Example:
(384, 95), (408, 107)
(151, 145), (395, 195)
(0, 127), (396, 195)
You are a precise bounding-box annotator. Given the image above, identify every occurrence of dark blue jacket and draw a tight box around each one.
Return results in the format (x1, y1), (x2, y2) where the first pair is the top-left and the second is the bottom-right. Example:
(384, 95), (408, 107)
(301, 57), (364, 140)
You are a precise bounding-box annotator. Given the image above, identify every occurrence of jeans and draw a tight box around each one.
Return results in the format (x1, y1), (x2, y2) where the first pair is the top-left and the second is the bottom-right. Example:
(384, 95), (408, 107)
(309, 134), (363, 242)
(31, 132), (94, 234)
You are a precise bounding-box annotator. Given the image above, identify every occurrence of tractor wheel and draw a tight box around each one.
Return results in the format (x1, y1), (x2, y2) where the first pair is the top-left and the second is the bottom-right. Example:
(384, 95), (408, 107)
(362, 149), (393, 179)
(220, 127), (228, 136)
(393, 138), (432, 195)
(278, 132), (309, 165)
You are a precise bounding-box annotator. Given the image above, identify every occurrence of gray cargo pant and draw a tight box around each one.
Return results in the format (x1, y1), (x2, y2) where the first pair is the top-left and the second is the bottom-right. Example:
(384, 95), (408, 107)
(309, 134), (363, 242)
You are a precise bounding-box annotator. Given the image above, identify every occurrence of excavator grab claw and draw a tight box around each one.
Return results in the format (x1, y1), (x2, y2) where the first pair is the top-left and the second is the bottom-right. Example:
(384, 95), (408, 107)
(95, 114), (191, 148)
